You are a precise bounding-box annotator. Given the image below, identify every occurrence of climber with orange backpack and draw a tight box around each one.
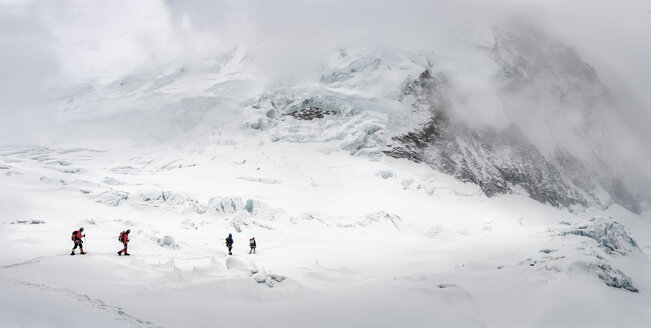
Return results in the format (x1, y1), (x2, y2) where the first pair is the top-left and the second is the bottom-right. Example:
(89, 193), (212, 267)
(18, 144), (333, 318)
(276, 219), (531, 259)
(117, 229), (131, 256)
(70, 227), (86, 255)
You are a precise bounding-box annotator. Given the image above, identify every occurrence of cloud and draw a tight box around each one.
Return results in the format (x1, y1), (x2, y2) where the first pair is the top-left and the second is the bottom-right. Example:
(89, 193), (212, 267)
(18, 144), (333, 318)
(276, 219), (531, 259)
(0, 0), (649, 152)
(0, 4), (59, 143)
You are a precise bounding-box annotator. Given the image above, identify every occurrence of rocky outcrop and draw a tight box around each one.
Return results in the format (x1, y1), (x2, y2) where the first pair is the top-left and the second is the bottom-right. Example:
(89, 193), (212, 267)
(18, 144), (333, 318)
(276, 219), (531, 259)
(385, 69), (588, 209)
(384, 25), (642, 213)
(287, 107), (336, 120)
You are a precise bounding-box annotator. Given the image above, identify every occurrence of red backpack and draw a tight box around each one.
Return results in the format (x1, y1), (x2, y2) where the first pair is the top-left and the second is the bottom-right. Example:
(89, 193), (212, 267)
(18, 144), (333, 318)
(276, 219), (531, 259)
(118, 231), (125, 242)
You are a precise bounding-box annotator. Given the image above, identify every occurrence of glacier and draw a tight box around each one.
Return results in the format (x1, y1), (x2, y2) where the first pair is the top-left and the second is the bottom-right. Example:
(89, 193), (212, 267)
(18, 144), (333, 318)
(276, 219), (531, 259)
(1, 9), (651, 328)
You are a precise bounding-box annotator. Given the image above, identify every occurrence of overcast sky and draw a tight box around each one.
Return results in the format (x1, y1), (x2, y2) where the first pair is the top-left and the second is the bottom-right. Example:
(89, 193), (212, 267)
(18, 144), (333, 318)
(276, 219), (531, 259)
(0, 0), (649, 143)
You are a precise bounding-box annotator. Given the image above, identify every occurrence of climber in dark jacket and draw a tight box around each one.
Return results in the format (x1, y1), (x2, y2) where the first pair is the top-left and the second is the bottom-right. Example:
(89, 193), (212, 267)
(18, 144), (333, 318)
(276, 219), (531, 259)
(225, 233), (234, 255)
(249, 237), (256, 254)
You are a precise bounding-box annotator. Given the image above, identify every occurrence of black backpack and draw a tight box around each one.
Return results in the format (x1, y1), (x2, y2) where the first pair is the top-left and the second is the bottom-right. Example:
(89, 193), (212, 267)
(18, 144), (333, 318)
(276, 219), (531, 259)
(118, 231), (125, 242)
(71, 230), (77, 241)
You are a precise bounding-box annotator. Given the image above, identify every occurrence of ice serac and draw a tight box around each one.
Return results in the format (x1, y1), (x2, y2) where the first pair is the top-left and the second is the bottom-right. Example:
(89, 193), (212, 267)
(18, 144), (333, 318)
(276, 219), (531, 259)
(385, 25), (643, 213)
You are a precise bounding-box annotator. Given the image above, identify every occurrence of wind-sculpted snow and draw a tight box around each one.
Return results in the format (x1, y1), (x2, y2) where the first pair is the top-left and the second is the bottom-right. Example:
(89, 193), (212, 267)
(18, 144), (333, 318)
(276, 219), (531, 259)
(376, 170), (394, 179)
(334, 211), (402, 231)
(109, 165), (141, 175)
(8, 219), (46, 225)
(60, 168), (81, 174)
(103, 177), (126, 186)
(95, 190), (130, 207)
(159, 159), (199, 171)
(207, 197), (245, 215)
(237, 176), (282, 184)
(0, 275), (162, 328)
(191, 257), (226, 276)
(135, 191), (208, 214)
(319, 46), (435, 94)
(155, 235), (179, 248)
(320, 54), (382, 84)
(287, 212), (402, 232)
(225, 257), (287, 288)
(91, 188), (259, 217)
(39, 176), (68, 186)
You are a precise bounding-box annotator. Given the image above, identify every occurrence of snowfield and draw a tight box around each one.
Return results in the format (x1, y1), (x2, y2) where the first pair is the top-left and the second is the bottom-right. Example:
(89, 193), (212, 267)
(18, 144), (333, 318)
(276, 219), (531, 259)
(1, 6), (650, 326)
(1, 141), (650, 328)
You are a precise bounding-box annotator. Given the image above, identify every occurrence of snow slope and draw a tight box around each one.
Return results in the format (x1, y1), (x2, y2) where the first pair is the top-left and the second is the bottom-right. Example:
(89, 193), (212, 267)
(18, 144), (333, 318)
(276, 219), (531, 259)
(1, 19), (651, 328)
(1, 140), (650, 327)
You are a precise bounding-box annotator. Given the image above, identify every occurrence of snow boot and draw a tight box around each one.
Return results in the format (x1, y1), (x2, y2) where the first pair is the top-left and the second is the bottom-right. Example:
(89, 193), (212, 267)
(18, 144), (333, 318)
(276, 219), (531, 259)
(80, 251), (86, 255)
(70, 251), (75, 256)
(118, 251), (122, 256)
(124, 253), (130, 256)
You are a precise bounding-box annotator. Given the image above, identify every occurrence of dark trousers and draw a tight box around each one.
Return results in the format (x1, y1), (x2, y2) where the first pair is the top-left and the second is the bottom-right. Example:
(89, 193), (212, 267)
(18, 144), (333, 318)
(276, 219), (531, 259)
(72, 240), (83, 250)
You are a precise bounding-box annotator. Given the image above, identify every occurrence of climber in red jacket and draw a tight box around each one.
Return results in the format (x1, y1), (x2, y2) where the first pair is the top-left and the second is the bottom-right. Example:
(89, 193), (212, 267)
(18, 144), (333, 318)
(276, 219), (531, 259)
(118, 229), (131, 256)
(70, 227), (86, 255)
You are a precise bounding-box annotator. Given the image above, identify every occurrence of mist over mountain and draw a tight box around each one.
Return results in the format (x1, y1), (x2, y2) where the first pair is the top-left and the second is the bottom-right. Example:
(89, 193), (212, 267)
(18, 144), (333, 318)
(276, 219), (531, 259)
(1, 1), (651, 327)
(4, 1), (647, 213)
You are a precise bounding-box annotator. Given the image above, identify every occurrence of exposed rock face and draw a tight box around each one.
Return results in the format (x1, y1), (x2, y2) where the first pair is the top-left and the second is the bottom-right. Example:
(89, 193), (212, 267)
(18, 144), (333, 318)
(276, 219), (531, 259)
(385, 70), (588, 208)
(490, 24), (602, 94)
(385, 26), (642, 213)
(243, 27), (643, 213)
(490, 25), (642, 213)
(287, 107), (336, 120)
